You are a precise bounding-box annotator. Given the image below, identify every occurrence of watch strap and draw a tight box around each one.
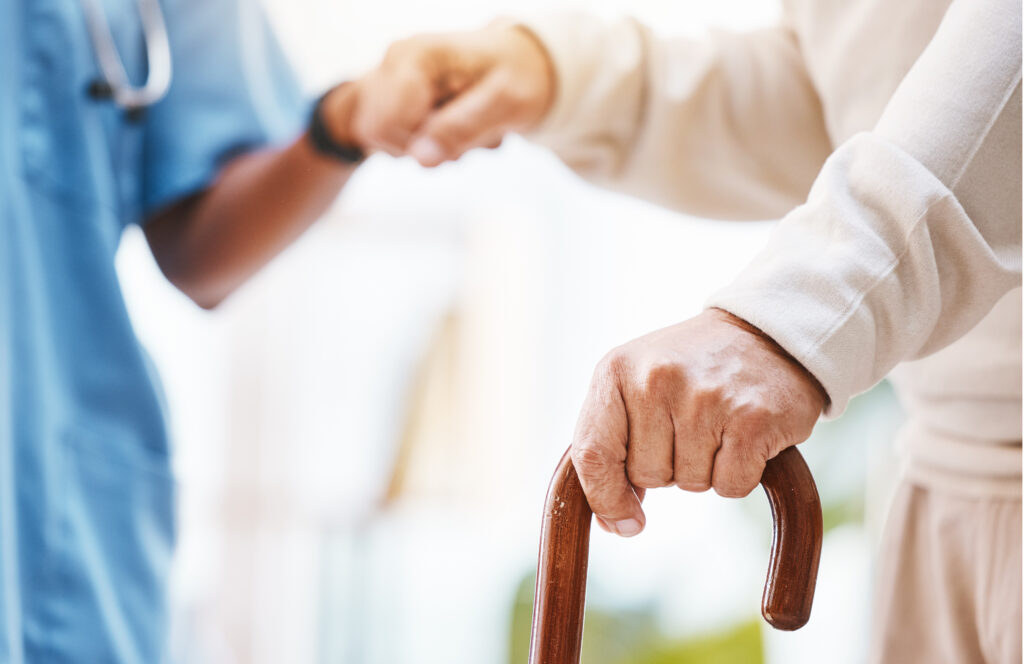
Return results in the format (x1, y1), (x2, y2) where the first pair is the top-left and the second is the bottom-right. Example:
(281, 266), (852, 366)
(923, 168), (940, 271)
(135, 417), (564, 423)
(308, 85), (365, 164)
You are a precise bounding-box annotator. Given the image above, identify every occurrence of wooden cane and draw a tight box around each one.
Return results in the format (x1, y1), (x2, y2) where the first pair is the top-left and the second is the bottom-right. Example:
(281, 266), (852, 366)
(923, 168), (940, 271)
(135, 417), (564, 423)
(527, 445), (823, 664)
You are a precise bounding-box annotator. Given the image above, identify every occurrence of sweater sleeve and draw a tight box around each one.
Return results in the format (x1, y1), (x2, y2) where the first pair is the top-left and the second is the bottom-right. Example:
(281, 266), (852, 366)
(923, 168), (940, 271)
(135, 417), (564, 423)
(706, 0), (1022, 416)
(517, 14), (832, 220)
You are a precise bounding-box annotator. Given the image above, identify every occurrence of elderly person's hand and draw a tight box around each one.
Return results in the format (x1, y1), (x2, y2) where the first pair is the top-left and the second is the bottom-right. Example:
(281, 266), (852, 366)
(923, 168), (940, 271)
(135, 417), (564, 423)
(335, 23), (554, 165)
(573, 308), (827, 537)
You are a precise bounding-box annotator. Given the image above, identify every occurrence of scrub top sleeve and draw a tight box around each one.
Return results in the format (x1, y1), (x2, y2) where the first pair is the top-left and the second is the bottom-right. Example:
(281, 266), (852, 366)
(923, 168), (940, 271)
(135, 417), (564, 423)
(141, 0), (311, 218)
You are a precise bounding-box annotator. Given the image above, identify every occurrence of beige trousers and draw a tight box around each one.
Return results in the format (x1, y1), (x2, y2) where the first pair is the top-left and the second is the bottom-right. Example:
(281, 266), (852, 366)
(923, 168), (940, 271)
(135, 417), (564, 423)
(869, 482), (1022, 664)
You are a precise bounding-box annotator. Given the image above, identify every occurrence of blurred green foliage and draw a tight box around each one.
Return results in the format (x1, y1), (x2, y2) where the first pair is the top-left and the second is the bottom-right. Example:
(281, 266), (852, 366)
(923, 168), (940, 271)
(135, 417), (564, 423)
(507, 573), (763, 664)
(630, 621), (762, 664)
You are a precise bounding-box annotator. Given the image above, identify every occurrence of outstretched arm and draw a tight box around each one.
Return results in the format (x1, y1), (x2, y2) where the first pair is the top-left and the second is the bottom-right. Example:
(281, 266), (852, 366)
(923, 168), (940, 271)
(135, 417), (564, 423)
(137, 0), (366, 309)
(144, 86), (359, 309)
(343, 16), (831, 221)
(520, 15), (832, 220)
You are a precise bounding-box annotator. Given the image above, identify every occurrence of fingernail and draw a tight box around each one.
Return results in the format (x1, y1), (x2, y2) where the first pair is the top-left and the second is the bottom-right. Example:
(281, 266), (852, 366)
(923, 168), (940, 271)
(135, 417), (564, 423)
(612, 518), (642, 537)
(409, 136), (445, 166)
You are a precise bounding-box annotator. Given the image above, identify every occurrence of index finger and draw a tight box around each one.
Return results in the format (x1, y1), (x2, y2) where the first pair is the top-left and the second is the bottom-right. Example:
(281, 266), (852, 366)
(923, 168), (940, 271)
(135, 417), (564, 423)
(570, 365), (646, 537)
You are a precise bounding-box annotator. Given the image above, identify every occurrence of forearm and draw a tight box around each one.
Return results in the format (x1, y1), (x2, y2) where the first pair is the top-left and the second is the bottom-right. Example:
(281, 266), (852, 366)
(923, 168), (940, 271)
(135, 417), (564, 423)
(520, 14), (831, 220)
(145, 90), (358, 309)
(708, 0), (1022, 416)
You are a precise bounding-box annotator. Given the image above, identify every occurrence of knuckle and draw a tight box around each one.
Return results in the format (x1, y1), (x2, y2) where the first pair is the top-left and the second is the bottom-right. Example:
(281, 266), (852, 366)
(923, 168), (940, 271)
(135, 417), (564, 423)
(596, 347), (630, 382)
(734, 399), (777, 427)
(689, 382), (724, 414)
(627, 466), (672, 490)
(676, 477), (712, 492)
(727, 424), (778, 463)
(673, 442), (716, 491)
(711, 440), (768, 499)
(571, 440), (613, 479)
(713, 480), (755, 499)
(643, 361), (681, 396)
(754, 429), (785, 456)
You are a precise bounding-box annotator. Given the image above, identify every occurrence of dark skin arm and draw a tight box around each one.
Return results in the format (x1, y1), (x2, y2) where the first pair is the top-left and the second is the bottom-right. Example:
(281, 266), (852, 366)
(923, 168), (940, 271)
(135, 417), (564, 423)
(144, 84), (360, 310)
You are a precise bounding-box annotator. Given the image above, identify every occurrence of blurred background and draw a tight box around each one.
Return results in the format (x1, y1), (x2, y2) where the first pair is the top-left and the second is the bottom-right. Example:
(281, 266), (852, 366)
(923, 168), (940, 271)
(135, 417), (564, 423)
(116, 0), (907, 662)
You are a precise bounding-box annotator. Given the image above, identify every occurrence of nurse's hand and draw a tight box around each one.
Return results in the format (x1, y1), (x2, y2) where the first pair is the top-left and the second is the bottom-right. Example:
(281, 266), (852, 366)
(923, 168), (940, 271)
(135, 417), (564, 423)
(341, 23), (555, 165)
(572, 309), (826, 537)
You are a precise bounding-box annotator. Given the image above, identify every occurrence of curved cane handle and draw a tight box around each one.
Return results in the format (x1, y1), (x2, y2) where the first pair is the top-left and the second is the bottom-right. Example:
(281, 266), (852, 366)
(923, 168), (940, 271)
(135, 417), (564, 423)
(527, 445), (823, 664)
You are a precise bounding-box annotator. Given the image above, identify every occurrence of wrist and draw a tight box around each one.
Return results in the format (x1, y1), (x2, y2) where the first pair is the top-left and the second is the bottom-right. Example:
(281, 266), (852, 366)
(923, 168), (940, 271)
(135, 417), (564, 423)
(707, 308), (830, 411)
(507, 25), (556, 129)
(308, 82), (365, 164)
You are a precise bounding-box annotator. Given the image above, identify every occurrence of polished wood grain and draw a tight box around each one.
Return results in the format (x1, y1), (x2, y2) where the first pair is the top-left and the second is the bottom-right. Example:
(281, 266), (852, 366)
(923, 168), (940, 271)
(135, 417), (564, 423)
(527, 445), (823, 664)
(527, 448), (594, 664)
(758, 446), (824, 631)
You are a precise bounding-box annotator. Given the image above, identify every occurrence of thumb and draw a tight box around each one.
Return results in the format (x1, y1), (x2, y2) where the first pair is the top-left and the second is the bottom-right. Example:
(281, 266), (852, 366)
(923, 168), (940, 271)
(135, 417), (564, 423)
(408, 73), (516, 167)
(571, 374), (646, 537)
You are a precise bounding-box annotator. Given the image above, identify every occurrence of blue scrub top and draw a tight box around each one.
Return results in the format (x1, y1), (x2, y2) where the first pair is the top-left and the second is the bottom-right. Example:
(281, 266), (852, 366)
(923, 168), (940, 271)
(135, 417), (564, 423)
(0, 0), (306, 661)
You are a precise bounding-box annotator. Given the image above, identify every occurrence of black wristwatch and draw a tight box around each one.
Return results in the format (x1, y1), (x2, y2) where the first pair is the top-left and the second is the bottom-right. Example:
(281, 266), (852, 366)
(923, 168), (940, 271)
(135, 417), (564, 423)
(308, 85), (365, 164)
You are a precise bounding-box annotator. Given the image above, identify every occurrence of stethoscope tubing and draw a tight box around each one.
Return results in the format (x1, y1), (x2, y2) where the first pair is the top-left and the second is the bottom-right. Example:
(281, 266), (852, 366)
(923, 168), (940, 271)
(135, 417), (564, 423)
(79, 0), (172, 111)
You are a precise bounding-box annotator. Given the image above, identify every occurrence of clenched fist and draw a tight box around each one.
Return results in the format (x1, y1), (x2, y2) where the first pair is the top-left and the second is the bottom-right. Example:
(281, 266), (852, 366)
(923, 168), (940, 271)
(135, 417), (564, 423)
(572, 309), (827, 537)
(326, 23), (555, 166)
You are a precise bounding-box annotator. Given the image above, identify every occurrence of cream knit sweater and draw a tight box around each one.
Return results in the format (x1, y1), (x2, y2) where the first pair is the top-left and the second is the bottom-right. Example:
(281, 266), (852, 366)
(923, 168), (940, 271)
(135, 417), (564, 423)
(522, 0), (1022, 496)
